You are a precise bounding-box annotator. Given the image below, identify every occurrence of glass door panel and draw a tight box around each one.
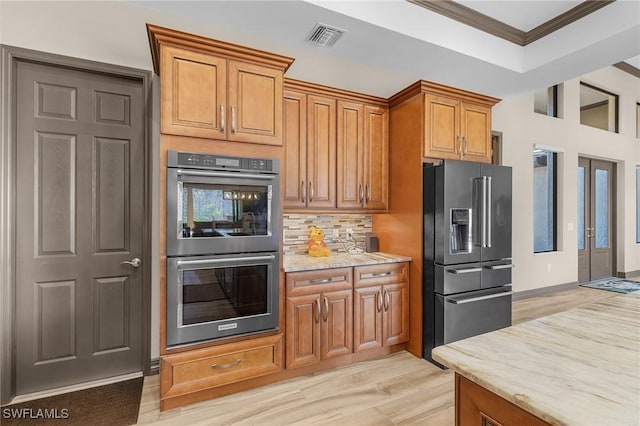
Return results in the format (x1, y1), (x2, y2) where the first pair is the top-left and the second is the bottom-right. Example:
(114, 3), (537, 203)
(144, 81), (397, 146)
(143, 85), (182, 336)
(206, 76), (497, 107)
(594, 169), (609, 249)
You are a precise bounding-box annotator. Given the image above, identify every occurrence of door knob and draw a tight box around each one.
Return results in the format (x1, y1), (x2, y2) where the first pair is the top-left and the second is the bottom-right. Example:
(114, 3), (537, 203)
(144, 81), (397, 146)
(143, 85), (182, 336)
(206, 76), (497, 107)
(121, 258), (141, 268)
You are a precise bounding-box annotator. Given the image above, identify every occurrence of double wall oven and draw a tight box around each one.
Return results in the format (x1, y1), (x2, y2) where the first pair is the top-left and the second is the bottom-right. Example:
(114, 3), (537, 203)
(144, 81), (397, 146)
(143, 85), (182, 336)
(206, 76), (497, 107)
(166, 151), (280, 348)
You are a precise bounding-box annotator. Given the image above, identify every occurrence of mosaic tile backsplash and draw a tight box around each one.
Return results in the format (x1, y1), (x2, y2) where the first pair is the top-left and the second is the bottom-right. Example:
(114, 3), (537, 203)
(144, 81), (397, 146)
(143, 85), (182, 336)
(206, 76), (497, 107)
(283, 214), (372, 255)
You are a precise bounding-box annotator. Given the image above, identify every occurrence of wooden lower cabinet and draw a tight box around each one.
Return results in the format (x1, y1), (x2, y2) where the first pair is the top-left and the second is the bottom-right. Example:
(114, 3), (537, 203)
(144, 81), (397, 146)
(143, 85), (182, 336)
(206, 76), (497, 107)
(160, 334), (283, 408)
(353, 263), (409, 352)
(456, 374), (550, 426)
(285, 267), (353, 368)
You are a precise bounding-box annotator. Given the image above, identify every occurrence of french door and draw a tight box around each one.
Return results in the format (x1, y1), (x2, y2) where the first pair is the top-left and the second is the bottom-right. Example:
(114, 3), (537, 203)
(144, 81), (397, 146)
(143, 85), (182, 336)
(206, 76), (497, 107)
(577, 158), (614, 282)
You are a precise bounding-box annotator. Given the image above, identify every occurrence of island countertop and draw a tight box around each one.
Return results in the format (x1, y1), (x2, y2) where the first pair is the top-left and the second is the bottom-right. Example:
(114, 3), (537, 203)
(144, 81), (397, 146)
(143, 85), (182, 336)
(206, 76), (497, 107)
(432, 291), (640, 425)
(282, 252), (411, 272)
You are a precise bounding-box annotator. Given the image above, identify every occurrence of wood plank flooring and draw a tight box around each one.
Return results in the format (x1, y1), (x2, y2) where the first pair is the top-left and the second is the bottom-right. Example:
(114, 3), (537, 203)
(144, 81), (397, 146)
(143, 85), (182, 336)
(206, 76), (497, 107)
(137, 285), (625, 425)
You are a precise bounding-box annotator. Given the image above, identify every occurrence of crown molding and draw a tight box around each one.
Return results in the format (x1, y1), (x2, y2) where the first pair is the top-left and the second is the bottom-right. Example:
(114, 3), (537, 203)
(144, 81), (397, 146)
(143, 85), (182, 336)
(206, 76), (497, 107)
(407, 0), (615, 46)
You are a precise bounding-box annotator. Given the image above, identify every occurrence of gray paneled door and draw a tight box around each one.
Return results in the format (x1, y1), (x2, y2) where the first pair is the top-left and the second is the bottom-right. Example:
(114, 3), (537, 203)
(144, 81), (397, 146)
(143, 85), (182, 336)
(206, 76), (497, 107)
(15, 61), (145, 395)
(577, 157), (614, 283)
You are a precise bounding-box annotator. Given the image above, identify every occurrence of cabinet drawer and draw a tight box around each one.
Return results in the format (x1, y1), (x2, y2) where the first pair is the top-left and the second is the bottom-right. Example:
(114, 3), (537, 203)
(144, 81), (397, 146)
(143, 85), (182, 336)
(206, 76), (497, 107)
(286, 267), (352, 296)
(354, 262), (408, 288)
(161, 334), (283, 398)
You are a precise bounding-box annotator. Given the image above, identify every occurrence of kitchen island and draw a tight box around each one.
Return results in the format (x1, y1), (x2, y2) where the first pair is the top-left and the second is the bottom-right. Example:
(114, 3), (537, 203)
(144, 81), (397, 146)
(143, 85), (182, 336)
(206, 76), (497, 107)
(432, 291), (640, 425)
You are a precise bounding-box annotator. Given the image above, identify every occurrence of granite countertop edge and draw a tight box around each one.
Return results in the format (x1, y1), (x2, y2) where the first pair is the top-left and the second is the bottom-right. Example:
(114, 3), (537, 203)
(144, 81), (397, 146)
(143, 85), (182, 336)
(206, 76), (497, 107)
(282, 252), (411, 272)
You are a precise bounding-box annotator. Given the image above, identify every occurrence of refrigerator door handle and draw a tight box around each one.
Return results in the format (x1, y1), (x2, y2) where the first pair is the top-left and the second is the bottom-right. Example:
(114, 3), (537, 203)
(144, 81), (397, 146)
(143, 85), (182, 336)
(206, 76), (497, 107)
(485, 176), (492, 248)
(485, 264), (515, 270)
(480, 176), (488, 247)
(447, 267), (482, 274)
(448, 291), (513, 304)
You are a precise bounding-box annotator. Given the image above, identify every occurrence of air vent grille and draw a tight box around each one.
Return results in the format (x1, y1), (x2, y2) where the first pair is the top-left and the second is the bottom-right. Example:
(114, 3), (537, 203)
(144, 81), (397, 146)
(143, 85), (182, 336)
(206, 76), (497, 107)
(307, 23), (346, 47)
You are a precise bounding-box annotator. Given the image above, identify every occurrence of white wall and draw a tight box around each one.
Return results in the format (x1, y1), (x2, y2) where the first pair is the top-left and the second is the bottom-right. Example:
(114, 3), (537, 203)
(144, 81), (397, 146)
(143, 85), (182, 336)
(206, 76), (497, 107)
(494, 67), (640, 293)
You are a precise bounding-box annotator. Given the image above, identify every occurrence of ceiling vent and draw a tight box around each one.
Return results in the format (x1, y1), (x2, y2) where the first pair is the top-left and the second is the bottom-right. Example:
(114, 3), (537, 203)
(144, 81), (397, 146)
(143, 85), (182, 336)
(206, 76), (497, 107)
(307, 23), (347, 47)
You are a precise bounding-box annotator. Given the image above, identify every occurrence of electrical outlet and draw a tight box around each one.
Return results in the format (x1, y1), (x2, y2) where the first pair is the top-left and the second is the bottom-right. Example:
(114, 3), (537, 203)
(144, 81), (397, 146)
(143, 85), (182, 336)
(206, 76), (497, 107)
(547, 263), (552, 272)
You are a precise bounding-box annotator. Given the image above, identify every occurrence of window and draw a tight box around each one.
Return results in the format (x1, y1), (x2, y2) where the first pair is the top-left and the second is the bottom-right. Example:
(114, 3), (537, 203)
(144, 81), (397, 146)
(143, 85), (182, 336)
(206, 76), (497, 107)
(533, 150), (557, 252)
(534, 85), (559, 117)
(580, 82), (618, 133)
(637, 166), (640, 244)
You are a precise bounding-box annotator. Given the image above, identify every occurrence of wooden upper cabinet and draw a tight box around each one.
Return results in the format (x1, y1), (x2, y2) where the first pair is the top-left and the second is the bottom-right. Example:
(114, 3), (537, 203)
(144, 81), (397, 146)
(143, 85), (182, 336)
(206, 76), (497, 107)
(363, 105), (388, 210)
(227, 60), (283, 145)
(283, 90), (307, 209)
(307, 95), (337, 209)
(148, 24), (294, 145)
(424, 94), (461, 160)
(337, 102), (388, 210)
(460, 103), (492, 163)
(161, 45), (227, 139)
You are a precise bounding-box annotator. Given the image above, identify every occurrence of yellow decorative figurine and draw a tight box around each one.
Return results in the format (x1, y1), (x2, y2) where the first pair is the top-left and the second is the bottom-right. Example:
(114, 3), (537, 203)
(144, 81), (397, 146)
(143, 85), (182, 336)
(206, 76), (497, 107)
(308, 226), (331, 257)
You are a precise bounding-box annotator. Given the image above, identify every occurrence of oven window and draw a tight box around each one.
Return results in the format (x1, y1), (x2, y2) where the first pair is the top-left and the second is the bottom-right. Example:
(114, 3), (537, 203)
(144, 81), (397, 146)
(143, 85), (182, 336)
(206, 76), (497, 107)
(181, 265), (268, 326)
(178, 182), (270, 238)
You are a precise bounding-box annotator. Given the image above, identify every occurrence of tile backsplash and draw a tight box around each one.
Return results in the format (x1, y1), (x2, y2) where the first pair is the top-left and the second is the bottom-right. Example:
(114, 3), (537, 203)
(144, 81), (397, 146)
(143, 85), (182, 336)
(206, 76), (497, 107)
(283, 214), (372, 255)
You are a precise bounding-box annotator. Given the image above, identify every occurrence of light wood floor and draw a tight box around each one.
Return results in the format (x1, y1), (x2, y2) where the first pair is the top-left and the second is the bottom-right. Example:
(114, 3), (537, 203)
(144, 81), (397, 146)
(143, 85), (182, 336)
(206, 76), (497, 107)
(137, 285), (626, 425)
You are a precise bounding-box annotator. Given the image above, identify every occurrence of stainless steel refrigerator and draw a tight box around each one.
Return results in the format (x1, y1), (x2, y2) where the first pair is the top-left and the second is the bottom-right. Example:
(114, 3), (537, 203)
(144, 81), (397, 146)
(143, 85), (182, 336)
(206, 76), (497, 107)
(423, 160), (513, 366)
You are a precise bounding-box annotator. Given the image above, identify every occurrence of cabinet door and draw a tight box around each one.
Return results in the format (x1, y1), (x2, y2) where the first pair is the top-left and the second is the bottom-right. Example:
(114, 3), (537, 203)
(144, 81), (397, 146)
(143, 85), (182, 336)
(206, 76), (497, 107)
(353, 286), (383, 352)
(227, 60), (283, 145)
(363, 105), (388, 210)
(337, 101), (364, 209)
(461, 103), (492, 163)
(424, 94), (460, 160)
(286, 294), (321, 368)
(382, 282), (409, 346)
(321, 290), (353, 360)
(283, 90), (307, 209)
(307, 95), (336, 208)
(160, 45), (226, 139)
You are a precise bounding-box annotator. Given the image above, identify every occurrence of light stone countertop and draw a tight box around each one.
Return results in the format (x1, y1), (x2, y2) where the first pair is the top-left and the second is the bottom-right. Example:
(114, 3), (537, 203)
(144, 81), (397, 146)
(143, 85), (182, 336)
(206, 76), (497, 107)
(282, 252), (411, 272)
(432, 291), (640, 426)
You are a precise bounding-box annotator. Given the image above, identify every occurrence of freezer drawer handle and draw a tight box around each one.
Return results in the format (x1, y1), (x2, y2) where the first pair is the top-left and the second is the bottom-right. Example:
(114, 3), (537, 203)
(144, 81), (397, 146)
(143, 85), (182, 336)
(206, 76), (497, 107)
(447, 267), (482, 274)
(448, 291), (514, 305)
(176, 254), (275, 267)
(485, 264), (515, 270)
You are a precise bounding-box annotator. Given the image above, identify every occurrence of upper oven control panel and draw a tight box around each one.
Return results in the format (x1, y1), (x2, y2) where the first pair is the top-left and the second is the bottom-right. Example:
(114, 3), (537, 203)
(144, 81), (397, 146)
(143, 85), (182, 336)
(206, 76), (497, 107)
(167, 150), (278, 173)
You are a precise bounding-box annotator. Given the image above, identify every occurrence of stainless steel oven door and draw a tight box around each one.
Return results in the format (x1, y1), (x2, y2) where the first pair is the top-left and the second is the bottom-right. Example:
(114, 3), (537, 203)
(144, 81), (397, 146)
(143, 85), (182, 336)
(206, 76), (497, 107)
(166, 167), (280, 256)
(166, 252), (279, 348)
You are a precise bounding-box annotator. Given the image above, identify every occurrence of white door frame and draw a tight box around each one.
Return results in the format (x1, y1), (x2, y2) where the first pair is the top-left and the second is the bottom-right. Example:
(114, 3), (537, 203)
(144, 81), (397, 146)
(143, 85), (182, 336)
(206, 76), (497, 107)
(0, 45), (153, 405)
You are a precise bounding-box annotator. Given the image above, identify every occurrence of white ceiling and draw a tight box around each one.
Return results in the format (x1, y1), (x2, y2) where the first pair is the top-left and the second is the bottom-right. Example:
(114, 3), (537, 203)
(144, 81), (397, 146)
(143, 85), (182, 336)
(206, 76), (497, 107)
(129, 0), (640, 100)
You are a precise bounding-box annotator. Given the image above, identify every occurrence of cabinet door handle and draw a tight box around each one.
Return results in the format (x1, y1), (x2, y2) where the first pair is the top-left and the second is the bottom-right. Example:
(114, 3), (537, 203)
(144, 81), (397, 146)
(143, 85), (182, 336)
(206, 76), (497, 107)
(301, 180), (306, 203)
(231, 106), (236, 134)
(309, 182), (314, 202)
(377, 291), (382, 312)
(323, 297), (329, 322)
(211, 359), (241, 369)
(463, 136), (468, 155)
(384, 289), (390, 311)
(366, 183), (370, 202)
(220, 104), (226, 134)
(315, 298), (320, 323)
(359, 183), (364, 203)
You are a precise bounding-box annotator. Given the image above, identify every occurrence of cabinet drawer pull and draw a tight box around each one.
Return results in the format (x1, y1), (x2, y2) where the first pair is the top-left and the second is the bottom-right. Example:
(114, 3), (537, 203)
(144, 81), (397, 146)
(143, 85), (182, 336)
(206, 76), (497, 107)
(384, 289), (390, 311)
(309, 277), (332, 285)
(372, 272), (391, 277)
(220, 104), (226, 133)
(315, 298), (321, 323)
(231, 106), (237, 134)
(323, 297), (329, 322)
(211, 359), (241, 369)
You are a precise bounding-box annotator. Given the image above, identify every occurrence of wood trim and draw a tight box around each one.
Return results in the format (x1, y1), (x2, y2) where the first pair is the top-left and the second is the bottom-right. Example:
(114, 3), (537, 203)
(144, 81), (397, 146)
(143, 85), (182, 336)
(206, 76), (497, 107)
(285, 78), (388, 107)
(512, 282), (579, 301)
(146, 23), (295, 75)
(388, 80), (500, 108)
(618, 270), (640, 279)
(613, 62), (640, 79)
(407, 0), (615, 46)
(0, 44), (153, 402)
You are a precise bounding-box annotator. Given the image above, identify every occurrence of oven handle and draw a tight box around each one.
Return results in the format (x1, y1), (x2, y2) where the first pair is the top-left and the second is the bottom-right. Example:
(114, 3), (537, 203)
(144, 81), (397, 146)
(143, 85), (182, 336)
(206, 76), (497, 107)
(176, 169), (276, 181)
(176, 254), (275, 267)
(448, 291), (513, 305)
